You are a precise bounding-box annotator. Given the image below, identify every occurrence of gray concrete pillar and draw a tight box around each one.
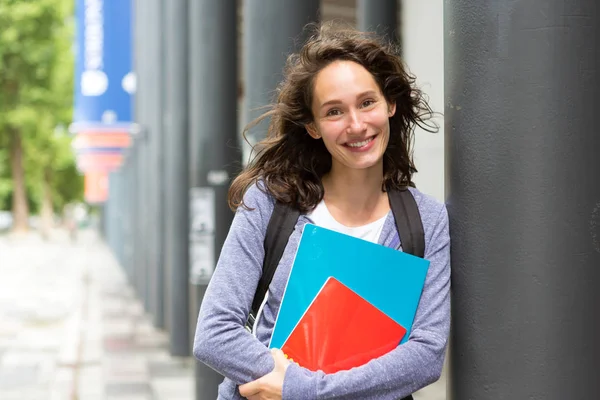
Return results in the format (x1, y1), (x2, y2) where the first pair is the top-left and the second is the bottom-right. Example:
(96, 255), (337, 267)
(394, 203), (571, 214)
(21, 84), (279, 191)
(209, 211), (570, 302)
(242, 0), (320, 143)
(141, 0), (166, 329)
(133, 0), (149, 310)
(117, 170), (127, 267)
(106, 172), (116, 251)
(357, 0), (398, 42)
(126, 146), (138, 285)
(446, 1), (600, 398)
(163, 0), (190, 357)
(108, 170), (124, 266)
(188, 2), (240, 396)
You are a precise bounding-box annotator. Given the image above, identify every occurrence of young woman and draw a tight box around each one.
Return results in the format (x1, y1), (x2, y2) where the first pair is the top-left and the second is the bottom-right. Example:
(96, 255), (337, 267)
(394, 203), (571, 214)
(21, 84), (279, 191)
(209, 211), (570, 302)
(194, 23), (450, 400)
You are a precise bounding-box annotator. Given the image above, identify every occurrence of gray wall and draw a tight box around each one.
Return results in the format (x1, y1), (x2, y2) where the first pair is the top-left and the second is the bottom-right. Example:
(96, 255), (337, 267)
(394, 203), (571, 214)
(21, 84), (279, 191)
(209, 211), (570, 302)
(402, 0), (445, 203)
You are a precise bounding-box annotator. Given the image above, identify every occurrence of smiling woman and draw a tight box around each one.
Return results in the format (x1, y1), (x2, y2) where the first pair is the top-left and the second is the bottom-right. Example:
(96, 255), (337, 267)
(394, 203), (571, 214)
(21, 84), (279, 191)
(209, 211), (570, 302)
(193, 22), (450, 400)
(228, 23), (437, 214)
(306, 61), (395, 175)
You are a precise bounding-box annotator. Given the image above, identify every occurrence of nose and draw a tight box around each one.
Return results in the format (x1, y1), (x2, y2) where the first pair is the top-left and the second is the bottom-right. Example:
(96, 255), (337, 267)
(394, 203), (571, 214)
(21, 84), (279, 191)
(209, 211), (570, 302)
(347, 109), (367, 134)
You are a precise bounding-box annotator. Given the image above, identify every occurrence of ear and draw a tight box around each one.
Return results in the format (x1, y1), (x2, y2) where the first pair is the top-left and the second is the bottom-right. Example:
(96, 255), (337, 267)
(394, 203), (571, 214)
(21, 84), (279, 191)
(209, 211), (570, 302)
(305, 123), (321, 139)
(388, 102), (397, 118)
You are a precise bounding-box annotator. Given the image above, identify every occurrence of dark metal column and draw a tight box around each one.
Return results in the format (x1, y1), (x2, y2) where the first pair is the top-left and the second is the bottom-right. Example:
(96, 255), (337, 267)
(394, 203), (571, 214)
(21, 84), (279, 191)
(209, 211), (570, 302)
(446, 2), (600, 399)
(243, 0), (320, 142)
(164, 0), (190, 357)
(357, 0), (398, 41)
(188, 1), (239, 397)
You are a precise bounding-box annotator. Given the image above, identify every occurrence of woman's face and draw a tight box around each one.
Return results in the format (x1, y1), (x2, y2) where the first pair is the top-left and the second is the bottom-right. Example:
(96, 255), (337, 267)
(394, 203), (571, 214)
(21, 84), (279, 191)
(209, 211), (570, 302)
(306, 60), (396, 173)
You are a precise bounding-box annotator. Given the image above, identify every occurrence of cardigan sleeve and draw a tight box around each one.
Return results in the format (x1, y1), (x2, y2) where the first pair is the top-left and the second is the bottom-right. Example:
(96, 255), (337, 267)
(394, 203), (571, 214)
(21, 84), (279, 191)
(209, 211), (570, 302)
(193, 183), (277, 385)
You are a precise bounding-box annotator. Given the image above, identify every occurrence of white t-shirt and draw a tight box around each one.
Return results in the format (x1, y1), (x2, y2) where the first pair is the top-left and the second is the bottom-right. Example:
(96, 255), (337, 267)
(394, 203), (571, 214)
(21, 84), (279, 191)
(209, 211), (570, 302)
(307, 200), (388, 243)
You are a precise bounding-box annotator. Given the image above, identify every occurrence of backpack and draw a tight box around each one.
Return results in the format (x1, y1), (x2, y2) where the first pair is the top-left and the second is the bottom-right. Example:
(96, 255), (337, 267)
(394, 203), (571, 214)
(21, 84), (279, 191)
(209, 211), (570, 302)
(246, 187), (425, 331)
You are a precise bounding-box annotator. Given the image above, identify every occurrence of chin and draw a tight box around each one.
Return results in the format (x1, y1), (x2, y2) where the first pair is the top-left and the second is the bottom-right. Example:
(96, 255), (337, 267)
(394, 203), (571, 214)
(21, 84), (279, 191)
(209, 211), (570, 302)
(345, 158), (383, 171)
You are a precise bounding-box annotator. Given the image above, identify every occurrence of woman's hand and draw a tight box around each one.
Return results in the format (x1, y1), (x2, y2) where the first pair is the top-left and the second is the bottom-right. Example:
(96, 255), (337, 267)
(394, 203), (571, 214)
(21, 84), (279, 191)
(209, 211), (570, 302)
(239, 348), (291, 400)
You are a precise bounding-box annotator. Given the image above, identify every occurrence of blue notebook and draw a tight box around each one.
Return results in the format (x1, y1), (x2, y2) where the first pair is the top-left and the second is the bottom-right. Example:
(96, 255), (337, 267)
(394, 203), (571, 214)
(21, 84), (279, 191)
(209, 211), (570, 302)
(269, 224), (430, 350)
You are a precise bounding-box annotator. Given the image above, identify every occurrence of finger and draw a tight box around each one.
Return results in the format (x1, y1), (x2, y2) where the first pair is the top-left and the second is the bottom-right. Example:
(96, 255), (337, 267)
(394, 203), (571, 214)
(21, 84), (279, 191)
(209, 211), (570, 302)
(271, 348), (287, 362)
(239, 379), (262, 397)
(271, 348), (291, 367)
(270, 348), (283, 356)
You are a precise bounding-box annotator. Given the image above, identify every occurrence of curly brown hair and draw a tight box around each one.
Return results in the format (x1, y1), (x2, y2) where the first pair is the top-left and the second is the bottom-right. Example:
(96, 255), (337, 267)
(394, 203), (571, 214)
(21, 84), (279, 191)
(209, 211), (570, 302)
(229, 22), (437, 212)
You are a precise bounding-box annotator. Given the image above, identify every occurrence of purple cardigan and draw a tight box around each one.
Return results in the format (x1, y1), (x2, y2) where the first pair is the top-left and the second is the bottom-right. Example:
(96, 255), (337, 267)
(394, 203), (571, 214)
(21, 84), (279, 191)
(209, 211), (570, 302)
(193, 183), (451, 399)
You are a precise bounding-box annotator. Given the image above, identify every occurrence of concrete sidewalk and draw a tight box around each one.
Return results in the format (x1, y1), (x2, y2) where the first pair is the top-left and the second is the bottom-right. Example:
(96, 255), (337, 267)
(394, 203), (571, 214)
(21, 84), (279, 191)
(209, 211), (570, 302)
(0, 229), (194, 400)
(0, 229), (446, 400)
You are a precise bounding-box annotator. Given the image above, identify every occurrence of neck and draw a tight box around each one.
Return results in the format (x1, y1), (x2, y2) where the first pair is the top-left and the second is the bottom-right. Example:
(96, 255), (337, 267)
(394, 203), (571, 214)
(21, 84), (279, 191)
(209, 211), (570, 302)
(321, 161), (388, 225)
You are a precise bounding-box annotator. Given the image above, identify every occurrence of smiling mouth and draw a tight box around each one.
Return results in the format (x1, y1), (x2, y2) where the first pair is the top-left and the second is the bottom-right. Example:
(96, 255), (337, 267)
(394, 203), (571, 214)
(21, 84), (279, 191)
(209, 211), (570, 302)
(345, 135), (376, 148)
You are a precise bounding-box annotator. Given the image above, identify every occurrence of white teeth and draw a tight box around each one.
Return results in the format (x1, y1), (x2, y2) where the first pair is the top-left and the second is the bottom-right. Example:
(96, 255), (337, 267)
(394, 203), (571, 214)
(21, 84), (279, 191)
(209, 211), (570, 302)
(347, 137), (374, 148)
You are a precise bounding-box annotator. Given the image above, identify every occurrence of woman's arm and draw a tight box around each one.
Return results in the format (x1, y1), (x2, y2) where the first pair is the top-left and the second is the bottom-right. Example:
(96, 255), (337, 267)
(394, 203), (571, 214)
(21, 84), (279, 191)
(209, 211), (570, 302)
(193, 184), (276, 385)
(282, 204), (451, 400)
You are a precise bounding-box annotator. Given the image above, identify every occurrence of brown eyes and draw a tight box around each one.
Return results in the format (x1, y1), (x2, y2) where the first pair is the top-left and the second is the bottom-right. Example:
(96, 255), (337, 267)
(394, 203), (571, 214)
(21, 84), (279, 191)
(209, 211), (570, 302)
(324, 99), (377, 117)
(361, 99), (376, 108)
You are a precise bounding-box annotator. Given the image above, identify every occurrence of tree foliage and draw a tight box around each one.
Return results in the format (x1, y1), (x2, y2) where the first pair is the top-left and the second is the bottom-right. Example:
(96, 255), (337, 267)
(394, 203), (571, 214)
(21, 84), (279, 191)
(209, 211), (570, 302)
(0, 0), (82, 215)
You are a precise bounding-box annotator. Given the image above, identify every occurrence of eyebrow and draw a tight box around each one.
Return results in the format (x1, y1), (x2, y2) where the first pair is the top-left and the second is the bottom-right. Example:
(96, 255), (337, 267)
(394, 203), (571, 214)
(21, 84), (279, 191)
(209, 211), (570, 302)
(319, 90), (379, 110)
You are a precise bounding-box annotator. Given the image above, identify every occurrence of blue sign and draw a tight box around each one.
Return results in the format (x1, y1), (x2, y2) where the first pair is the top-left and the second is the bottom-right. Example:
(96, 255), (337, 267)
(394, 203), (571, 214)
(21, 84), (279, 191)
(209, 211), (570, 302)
(72, 0), (134, 132)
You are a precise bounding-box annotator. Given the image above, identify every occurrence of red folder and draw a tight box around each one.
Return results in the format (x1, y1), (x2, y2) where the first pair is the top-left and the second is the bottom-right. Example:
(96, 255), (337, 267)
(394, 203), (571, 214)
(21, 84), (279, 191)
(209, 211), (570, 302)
(281, 277), (407, 374)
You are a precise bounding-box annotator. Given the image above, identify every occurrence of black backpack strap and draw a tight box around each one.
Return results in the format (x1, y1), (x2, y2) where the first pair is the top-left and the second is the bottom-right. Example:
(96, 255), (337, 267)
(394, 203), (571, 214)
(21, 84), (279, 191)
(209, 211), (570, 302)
(388, 188), (425, 258)
(246, 201), (300, 331)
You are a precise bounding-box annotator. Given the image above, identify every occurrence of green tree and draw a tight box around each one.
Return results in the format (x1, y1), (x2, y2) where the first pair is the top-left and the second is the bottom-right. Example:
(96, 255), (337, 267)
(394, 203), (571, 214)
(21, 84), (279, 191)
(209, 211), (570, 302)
(0, 0), (77, 232)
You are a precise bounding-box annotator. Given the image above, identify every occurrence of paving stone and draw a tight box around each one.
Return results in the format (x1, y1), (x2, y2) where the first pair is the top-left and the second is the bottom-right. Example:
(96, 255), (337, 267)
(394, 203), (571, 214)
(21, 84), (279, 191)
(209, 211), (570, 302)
(103, 320), (135, 336)
(106, 396), (150, 400)
(79, 394), (106, 400)
(77, 365), (105, 398)
(151, 377), (195, 400)
(104, 356), (148, 378)
(0, 365), (39, 389)
(0, 388), (49, 400)
(133, 332), (169, 349)
(105, 381), (152, 397)
(149, 360), (194, 378)
(103, 335), (135, 353)
(1, 351), (54, 367)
